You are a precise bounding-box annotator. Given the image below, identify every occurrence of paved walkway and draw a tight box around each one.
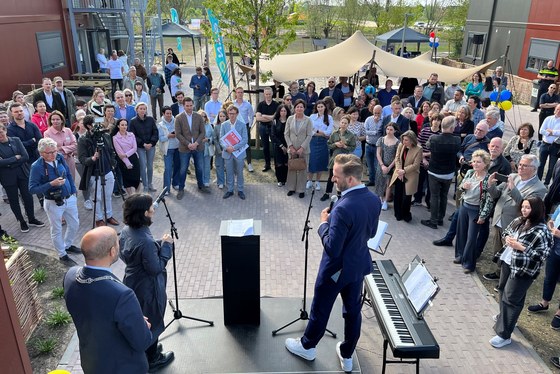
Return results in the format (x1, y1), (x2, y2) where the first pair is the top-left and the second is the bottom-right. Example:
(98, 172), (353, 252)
(2, 70), (553, 372)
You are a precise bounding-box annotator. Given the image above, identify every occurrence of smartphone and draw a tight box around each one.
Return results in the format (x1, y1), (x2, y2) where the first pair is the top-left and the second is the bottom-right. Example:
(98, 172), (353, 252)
(495, 173), (509, 183)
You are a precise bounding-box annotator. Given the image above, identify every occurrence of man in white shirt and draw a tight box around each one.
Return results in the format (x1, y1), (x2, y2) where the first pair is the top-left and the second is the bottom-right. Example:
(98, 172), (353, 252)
(106, 50), (125, 101)
(204, 88), (222, 124)
(538, 104), (560, 184)
(442, 89), (467, 117)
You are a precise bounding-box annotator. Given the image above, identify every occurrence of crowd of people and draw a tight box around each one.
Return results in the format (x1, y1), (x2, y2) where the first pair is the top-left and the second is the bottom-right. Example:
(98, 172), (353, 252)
(3, 58), (560, 367)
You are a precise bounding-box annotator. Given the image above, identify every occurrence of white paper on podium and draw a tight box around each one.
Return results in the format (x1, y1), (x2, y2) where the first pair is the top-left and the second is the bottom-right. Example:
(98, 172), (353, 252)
(227, 219), (254, 237)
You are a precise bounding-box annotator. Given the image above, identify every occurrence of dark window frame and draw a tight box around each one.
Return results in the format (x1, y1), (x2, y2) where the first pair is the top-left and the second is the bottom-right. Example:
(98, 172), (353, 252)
(36, 31), (66, 73)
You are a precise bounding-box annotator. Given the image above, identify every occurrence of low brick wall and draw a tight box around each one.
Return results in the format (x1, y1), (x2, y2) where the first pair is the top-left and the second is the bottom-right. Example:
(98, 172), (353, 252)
(441, 58), (534, 105)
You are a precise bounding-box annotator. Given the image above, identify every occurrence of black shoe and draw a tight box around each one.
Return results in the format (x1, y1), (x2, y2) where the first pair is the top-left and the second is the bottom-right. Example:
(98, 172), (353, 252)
(20, 221), (29, 233)
(433, 238), (453, 246)
(199, 186), (211, 194)
(299, 192), (305, 198)
(531, 108), (538, 112)
(483, 272), (500, 281)
(59, 255), (77, 266)
(66, 245), (82, 254)
(551, 357), (560, 369)
(112, 191), (121, 198)
(223, 191), (234, 199)
(177, 190), (185, 200)
(262, 166), (271, 172)
(437, 220), (444, 226)
(148, 351), (175, 373)
(320, 193), (330, 202)
(28, 218), (45, 227)
(287, 191), (295, 196)
(421, 220), (438, 229)
(453, 257), (461, 264)
(527, 303), (549, 313)
(238, 191), (246, 200)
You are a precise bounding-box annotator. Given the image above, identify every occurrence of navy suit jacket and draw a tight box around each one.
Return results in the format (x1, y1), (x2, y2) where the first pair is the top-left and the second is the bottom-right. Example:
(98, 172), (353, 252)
(171, 102), (182, 117)
(382, 114), (410, 137)
(318, 87), (344, 108)
(64, 266), (152, 374)
(317, 186), (381, 286)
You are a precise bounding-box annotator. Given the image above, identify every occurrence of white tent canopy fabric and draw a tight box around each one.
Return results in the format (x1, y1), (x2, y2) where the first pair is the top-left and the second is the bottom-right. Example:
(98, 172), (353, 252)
(260, 31), (496, 84)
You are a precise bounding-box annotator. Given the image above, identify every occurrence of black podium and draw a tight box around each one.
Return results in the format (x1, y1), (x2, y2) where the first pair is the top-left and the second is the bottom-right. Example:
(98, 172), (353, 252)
(220, 220), (261, 325)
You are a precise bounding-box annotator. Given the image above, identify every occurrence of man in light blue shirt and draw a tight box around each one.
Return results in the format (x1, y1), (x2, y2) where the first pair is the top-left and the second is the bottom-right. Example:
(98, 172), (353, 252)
(538, 104), (560, 184)
(220, 105), (248, 200)
(204, 88), (222, 123)
(233, 87), (255, 172)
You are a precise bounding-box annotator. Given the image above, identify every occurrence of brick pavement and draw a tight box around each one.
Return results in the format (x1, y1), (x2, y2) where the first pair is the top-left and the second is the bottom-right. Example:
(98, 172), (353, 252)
(1, 77), (553, 372)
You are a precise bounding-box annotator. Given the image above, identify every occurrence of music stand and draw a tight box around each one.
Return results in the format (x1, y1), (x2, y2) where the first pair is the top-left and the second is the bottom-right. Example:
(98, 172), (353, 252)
(368, 220), (392, 255)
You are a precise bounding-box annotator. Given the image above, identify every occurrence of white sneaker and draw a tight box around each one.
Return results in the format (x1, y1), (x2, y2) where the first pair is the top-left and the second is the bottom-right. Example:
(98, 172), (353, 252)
(381, 201), (388, 211)
(247, 163), (254, 172)
(493, 314), (498, 322)
(285, 338), (316, 361)
(84, 200), (93, 210)
(218, 184), (224, 189)
(489, 335), (511, 348)
(336, 341), (353, 372)
(305, 180), (313, 189)
(315, 181), (321, 191)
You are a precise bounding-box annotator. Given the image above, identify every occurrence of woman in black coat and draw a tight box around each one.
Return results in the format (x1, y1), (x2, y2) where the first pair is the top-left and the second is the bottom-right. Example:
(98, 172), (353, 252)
(271, 104), (291, 186)
(119, 194), (175, 371)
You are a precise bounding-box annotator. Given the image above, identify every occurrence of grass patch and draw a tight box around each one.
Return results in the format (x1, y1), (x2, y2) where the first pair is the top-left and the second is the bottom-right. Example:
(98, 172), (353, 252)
(31, 267), (47, 284)
(51, 287), (65, 299)
(34, 338), (57, 355)
(45, 307), (72, 328)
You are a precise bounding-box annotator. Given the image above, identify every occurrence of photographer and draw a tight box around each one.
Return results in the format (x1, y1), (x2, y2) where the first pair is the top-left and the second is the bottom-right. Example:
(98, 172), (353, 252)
(78, 115), (119, 227)
(29, 138), (80, 264)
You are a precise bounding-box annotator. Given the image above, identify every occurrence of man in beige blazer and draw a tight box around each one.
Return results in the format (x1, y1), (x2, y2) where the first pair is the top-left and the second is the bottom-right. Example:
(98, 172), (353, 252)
(175, 97), (208, 199)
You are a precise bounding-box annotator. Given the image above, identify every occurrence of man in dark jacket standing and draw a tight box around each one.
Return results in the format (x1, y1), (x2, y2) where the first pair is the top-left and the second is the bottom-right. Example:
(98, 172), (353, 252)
(318, 77), (344, 108)
(421, 117), (461, 229)
(64, 226), (153, 374)
(147, 65), (166, 119)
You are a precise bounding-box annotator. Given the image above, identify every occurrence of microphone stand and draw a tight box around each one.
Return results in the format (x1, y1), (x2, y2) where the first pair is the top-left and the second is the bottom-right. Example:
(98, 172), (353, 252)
(272, 187), (336, 337)
(161, 195), (214, 331)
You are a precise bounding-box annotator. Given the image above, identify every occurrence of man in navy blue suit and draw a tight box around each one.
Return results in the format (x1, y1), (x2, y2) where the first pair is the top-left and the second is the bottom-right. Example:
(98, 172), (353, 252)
(64, 227), (153, 374)
(286, 154), (381, 372)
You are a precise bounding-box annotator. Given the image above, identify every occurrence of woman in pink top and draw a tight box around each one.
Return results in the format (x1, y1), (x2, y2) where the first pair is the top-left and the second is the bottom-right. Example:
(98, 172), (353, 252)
(44, 111), (77, 180)
(31, 101), (50, 135)
(112, 118), (140, 195)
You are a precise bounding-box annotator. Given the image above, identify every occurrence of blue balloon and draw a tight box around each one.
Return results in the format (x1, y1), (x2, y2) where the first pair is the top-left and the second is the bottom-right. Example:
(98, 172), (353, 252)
(365, 85), (376, 95)
(434, 42), (439, 48)
(500, 90), (512, 101)
(429, 42), (433, 48)
(489, 91), (498, 102)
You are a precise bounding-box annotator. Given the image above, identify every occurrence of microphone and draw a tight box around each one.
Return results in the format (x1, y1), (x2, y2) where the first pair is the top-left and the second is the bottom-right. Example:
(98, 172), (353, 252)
(152, 186), (170, 209)
(328, 194), (338, 213)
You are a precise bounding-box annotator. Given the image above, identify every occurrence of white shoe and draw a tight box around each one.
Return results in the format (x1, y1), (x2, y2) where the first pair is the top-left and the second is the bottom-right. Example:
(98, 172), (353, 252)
(285, 338), (316, 361)
(493, 314), (498, 322)
(247, 163), (254, 172)
(277, 182), (283, 187)
(315, 181), (321, 191)
(305, 180), (313, 189)
(489, 335), (511, 348)
(84, 200), (93, 210)
(172, 185), (179, 191)
(381, 201), (388, 211)
(218, 184), (224, 189)
(336, 341), (353, 372)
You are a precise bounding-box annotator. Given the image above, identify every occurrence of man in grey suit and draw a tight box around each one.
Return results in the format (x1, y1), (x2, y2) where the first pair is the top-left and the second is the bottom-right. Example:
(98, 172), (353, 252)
(220, 105), (248, 200)
(483, 154), (547, 282)
(175, 97), (209, 199)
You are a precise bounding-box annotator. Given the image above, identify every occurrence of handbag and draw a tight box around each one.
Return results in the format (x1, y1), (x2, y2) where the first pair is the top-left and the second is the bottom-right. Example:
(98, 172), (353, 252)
(288, 155), (306, 171)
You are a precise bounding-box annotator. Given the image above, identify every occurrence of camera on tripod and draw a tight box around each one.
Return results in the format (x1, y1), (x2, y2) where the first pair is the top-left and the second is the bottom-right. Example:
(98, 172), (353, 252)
(91, 122), (109, 148)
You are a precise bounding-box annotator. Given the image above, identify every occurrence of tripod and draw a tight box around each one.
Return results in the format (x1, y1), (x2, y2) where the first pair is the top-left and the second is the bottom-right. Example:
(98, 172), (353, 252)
(161, 195), (214, 330)
(90, 136), (125, 229)
(272, 187), (336, 337)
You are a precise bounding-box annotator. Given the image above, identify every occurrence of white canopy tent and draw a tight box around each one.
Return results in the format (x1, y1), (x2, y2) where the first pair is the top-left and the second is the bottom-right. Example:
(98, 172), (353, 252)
(260, 31), (495, 83)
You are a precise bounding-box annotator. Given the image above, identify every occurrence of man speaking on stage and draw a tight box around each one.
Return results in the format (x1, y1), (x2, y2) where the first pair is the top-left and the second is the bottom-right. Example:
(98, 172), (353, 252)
(285, 154), (381, 372)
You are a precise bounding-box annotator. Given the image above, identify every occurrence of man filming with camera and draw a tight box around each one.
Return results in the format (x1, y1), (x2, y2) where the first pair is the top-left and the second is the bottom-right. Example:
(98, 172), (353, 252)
(29, 138), (81, 265)
(78, 115), (120, 227)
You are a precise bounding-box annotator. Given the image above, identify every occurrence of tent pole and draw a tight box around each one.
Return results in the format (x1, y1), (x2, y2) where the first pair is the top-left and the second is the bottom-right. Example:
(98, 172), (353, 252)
(229, 45), (237, 88)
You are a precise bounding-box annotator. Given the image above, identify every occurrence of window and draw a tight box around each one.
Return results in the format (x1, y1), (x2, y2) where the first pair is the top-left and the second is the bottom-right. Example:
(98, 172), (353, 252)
(526, 38), (559, 73)
(36, 32), (66, 73)
(464, 32), (486, 62)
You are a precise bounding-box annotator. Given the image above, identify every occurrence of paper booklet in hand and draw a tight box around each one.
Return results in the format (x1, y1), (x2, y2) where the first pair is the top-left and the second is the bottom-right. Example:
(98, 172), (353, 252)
(220, 128), (248, 158)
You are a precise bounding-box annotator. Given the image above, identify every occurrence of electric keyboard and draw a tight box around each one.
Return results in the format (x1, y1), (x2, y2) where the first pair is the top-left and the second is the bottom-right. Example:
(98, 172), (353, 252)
(364, 259), (439, 373)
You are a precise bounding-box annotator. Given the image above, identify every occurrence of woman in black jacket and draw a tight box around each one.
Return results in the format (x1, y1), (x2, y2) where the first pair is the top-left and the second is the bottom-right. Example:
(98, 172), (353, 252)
(0, 123), (43, 232)
(119, 193), (175, 371)
(271, 104), (291, 186)
(129, 102), (158, 192)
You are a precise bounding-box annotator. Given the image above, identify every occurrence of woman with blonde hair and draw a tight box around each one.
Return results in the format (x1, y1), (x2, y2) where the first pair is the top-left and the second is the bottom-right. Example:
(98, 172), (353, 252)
(11, 91), (34, 121)
(389, 130), (422, 222)
(44, 111), (77, 180)
(88, 88), (111, 118)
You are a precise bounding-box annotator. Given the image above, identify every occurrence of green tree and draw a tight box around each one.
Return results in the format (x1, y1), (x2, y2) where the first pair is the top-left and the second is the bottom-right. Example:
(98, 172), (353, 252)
(203, 0), (297, 89)
(338, 0), (368, 37)
(146, 0), (205, 23)
(375, 1), (423, 35)
(304, 0), (339, 39)
(442, 0), (469, 57)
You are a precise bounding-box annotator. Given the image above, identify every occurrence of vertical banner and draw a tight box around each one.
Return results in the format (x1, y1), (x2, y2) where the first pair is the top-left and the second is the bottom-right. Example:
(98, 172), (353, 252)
(207, 9), (230, 87)
(170, 8), (182, 51)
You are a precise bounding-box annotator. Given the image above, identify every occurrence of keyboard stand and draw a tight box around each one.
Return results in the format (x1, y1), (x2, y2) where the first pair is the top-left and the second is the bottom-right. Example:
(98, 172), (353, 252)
(382, 339), (421, 374)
